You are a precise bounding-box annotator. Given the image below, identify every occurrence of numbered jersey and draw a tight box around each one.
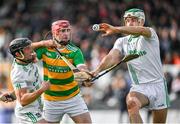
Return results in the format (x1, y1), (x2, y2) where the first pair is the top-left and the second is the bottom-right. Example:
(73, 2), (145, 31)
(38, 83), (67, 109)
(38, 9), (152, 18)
(10, 60), (42, 115)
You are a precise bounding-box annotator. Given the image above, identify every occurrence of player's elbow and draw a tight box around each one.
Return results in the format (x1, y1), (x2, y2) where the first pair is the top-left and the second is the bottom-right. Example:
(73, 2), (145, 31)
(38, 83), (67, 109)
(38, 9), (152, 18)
(20, 102), (27, 107)
(140, 27), (151, 38)
(19, 99), (29, 106)
(19, 97), (32, 106)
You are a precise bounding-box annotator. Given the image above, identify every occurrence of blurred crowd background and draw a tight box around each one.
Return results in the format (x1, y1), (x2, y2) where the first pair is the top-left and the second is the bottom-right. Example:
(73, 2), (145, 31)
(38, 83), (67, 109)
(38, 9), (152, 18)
(0, 0), (180, 123)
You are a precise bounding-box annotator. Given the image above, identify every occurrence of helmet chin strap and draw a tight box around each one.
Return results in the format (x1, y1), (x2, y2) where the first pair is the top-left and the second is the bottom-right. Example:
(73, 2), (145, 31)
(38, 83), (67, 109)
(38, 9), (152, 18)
(15, 51), (25, 60)
(15, 51), (33, 64)
(16, 58), (33, 64)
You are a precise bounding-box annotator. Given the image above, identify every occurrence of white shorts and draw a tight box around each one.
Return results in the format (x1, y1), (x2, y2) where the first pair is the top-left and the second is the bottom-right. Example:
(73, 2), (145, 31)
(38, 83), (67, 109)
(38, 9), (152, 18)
(130, 80), (170, 110)
(43, 94), (89, 122)
(16, 110), (43, 124)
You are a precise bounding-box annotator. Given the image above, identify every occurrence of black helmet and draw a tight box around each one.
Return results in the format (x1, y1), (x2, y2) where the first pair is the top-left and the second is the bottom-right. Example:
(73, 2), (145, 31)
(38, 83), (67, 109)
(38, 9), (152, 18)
(9, 38), (32, 57)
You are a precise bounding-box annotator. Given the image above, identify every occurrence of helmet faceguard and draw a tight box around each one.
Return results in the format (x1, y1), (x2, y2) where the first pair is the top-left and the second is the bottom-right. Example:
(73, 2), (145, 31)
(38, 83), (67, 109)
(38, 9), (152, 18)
(123, 8), (145, 22)
(51, 20), (71, 45)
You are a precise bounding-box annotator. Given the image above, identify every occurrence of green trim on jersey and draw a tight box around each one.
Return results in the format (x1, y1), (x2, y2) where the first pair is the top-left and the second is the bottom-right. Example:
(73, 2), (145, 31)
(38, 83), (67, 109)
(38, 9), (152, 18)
(15, 83), (21, 89)
(127, 35), (147, 56)
(128, 64), (139, 84)
(44, 85), (79, 96)
(128, 35), (133, 42)
(163, 78), (170, 107)
(128, 35), (140, 43)
(14, 59), (29, 66)
(26, 112), (37, 123)
(66, 43), (78, 52)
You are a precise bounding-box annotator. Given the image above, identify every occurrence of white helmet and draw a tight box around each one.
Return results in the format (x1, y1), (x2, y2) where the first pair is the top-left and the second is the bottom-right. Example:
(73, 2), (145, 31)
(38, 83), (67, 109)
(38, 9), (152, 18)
(123, 8), (145, 21)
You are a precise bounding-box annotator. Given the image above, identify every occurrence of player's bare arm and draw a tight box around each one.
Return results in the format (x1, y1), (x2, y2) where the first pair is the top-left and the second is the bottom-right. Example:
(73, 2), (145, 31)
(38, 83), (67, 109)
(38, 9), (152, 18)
(77, 64), (88, 72)
(31, 40), (56, 50)
(92, 49), (121, 76)
(115, 26), (151, 38)
(15, 81), (50, 106)
(99, 23), (151, 38)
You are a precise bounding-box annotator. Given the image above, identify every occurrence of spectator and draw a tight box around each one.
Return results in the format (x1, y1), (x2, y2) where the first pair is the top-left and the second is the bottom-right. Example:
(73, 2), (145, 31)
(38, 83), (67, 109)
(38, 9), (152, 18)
(172, 72), (180, 97)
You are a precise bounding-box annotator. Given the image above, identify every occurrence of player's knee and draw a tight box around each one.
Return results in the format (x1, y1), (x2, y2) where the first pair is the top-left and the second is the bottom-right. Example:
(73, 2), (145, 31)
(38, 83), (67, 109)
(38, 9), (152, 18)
(126, 97), (141, 114)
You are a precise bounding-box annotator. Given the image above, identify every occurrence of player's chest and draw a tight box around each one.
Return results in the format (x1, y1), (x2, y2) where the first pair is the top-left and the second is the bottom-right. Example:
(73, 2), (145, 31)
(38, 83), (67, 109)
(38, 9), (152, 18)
(23, 65), (40, 86)
(26, 71), (40, 92)
(124, 36), (147, 56)
(126, 36), (141, 50)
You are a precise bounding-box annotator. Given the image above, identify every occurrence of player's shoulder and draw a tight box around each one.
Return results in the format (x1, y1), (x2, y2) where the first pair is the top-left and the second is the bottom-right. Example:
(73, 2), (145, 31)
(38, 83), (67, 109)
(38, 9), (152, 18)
(35, 46), (48, 53)
(146, 27), (157, 34)
(66, 42), (80, 52)
(145, 27), (158, 39)
(11, 61), (28, 82)
(146, 26), (155, 31)
(45, 47), (56, 53)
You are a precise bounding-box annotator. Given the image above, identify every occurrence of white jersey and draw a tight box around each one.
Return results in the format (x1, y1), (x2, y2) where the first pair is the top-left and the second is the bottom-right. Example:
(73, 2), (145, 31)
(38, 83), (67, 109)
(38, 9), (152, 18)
(11, 60), (43, 116)
(113, 27), (164, 84)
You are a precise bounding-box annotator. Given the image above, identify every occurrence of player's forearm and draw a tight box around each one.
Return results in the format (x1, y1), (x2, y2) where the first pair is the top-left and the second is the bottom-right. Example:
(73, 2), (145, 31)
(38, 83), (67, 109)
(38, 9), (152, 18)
(115, 26), (151, 37)
(77, 64), (89, 71)
(20, 89), (44, 106)
(95, 54), (116, 74)
(31, 41), (44, 50)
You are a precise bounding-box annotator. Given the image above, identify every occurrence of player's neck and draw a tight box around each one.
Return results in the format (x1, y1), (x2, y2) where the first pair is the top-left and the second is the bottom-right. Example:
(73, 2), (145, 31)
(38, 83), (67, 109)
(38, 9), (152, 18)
(57, 44), (66, 49)
(15, 59), (29, 65)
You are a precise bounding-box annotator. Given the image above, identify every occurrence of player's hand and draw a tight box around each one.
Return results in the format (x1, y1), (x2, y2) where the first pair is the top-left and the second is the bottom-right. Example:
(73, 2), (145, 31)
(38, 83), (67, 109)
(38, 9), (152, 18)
(99, 23), (117, 37)
(90, 70), (99, 78)
(40, 81), (50, 91)
(74, 71), (93, 82)
(0, 92), (15, 103)
(74, 71), (94, 87)
(81, 81), (94, 87)
(41, 40), (57, 48)
(81, 71), (94, 87)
